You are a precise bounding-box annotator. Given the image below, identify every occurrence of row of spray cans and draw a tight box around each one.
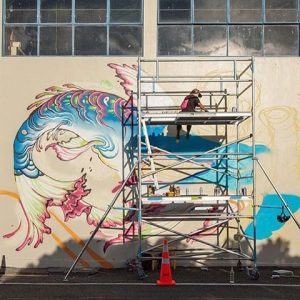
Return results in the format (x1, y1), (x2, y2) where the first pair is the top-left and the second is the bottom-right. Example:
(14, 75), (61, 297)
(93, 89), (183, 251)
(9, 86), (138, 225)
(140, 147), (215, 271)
(147, 185), (247, 197)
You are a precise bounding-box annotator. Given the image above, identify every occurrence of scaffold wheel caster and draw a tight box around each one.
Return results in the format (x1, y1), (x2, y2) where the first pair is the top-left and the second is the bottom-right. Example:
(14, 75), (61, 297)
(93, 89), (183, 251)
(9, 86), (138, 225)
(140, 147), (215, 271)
(136, 260), (148, 280)
(246, 267), (260, 280)
(126, 258), (148, 280)
(141, 253), (153, 271)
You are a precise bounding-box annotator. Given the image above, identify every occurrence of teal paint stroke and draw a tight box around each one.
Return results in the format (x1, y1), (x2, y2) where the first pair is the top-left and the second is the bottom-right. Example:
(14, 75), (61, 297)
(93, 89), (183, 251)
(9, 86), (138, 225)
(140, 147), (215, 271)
(145, 134), (270, 191)
(245, 194), (300, 240)
(147, 134), (220, 153)
(151, 139), (269, 189)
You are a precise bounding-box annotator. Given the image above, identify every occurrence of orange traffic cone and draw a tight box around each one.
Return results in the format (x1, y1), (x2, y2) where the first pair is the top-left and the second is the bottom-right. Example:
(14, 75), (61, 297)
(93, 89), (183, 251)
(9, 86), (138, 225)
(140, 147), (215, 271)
(157, 239), (176, 286)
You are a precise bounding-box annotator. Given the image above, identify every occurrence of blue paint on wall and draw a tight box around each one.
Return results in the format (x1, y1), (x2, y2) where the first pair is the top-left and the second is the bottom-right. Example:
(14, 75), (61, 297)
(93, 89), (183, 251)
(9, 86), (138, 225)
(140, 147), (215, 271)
(245, 194), (300, 240)
(142, 128), (299, 241)
(150, 140), (270, 188)
(147, 134), (220, 153)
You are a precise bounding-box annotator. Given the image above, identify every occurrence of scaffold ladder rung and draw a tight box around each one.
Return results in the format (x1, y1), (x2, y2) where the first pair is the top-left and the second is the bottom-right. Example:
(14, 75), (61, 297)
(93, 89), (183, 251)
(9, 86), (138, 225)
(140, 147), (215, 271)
(141, 119), (159, 189)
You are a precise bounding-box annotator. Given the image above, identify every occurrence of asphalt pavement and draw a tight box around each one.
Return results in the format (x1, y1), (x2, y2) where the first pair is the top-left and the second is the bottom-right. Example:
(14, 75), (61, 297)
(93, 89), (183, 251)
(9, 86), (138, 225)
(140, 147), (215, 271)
(0, 266), (300, 299)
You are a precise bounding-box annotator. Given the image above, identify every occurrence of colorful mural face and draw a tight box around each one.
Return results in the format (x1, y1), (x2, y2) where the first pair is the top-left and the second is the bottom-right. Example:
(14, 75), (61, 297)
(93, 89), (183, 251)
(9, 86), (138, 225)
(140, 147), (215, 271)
(1, 60), (300, 268)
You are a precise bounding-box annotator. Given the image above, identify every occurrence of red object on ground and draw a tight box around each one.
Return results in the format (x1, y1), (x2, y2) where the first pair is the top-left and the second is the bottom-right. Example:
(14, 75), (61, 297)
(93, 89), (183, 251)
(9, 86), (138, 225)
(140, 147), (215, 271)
(157, 239), (176, 286)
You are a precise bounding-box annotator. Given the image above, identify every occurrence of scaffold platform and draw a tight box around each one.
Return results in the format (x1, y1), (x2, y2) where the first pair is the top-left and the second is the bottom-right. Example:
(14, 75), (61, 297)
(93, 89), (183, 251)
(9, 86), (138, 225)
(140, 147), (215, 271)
(142, 111), (251, 125)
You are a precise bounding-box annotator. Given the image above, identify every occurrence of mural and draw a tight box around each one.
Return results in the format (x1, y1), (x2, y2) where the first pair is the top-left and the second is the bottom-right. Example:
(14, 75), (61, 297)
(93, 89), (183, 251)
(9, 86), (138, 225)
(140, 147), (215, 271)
(1, 61), (300, 268)
(5, 64), (140, 253)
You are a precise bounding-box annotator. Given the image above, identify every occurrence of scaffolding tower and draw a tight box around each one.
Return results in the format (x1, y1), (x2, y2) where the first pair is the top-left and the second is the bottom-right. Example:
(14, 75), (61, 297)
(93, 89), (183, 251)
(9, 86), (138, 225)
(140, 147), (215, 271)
(64, 57), (300, 281)
(126, 57), (257, 275)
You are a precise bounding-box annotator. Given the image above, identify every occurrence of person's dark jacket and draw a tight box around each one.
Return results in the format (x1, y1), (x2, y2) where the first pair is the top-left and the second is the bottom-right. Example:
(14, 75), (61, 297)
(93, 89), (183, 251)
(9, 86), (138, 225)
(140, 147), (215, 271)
(181, 95), (200, 112)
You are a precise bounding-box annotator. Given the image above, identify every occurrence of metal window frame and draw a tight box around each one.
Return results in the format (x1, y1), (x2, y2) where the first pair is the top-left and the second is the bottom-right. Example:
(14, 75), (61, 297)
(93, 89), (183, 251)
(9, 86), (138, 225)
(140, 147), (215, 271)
(2, 0), (144, 56)
(157, 0), (300, 57)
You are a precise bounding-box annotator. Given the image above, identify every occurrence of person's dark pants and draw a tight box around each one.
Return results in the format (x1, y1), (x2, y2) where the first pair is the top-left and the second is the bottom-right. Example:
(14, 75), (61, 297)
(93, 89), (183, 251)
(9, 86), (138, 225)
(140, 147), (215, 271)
(176, 124), (191, 139)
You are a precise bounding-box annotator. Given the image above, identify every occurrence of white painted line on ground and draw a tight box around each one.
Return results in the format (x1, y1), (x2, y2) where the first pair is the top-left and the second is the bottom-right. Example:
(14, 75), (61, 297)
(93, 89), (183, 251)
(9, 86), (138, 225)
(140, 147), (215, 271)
(0, 282), (300, 287)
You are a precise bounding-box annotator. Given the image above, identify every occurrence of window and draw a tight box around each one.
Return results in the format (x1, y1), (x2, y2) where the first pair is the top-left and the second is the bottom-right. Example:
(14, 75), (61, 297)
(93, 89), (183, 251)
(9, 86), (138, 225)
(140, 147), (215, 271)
(5, 26), (37, 56)
(194, 0), (227, 23)
(265, 0), (298, 22)
(6, 0), (37, 23)
(159, 0), (191, 23)
(109, 26), (142, 55)
(75, 26), (107, 55)
(3, 0), (143, 56)
(229, 25), (262, 56)
(40, 27), (72, 55)
(158, 25), (192, 55)
(194, 25), (227, 55)
(41, 0), (72, 23)
(230, 0), (262, 23)
(110, 0), (142, 23)
(158, 0), (300, 56)
(264, 25), (299, 55)
(75, 0), (106, 23)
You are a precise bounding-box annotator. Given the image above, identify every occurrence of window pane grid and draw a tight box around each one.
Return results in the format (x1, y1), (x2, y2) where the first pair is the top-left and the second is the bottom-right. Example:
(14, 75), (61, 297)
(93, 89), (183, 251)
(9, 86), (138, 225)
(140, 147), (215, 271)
(265, 0), (298, 22)
(5, 0), (37, 23)
(158, 0), (300, 56)
(3, 0), (143, 56)
(40, 0), (72, 23)
(159, 0), (191, 22)
(3, 0), (300, 56)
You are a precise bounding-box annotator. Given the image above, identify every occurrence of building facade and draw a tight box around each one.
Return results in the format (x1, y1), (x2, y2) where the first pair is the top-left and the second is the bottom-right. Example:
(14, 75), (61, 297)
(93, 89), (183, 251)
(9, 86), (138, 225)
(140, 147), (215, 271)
(0, 0), (300, 270)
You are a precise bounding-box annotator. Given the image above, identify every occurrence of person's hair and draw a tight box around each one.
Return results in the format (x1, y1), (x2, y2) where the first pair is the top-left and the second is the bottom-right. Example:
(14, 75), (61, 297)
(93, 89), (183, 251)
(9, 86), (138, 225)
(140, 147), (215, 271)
(190, 88), (202, 98)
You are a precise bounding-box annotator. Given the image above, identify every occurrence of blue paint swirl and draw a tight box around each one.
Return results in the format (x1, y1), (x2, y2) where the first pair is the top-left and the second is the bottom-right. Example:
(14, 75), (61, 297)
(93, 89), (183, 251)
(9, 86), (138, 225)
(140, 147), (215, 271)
(245, 194), (300, 239)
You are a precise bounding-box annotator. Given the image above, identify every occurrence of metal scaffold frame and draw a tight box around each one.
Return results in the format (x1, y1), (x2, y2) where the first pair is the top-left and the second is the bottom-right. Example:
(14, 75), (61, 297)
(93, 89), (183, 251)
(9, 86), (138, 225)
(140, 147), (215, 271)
(64, 57), (300, 281)
(132, 57), (258, 273)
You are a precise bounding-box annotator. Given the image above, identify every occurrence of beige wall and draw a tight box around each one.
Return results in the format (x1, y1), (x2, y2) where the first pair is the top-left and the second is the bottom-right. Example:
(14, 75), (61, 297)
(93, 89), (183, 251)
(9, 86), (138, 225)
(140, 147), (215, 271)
(0, 1), (299, 270)
(143, 0), (157, 58)
(0, 1), (2, 55)
(0, 57), (300, 269)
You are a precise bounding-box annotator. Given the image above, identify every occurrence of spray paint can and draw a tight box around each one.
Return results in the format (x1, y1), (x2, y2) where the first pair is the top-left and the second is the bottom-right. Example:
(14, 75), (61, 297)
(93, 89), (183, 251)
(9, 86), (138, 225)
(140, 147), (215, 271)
(199, 187), (203, 195)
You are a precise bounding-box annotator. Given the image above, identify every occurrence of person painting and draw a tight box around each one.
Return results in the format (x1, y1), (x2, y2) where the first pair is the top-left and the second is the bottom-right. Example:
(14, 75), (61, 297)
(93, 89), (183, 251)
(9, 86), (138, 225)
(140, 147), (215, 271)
(176, 88), (208, 143)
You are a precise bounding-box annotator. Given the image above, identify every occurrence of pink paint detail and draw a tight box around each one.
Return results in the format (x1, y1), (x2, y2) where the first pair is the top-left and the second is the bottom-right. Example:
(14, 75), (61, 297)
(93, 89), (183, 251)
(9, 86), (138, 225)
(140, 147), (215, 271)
(101, 218), (123, 228)
(185, 206), (226, 243)
(186, 222), (220, 243)
(111, 175), (138, 193)
(107, 63), (138, 102)
(143, 204), (167, 215)
(94, 93), (115, 130)
(6, 175), (92, 251)
(103, 234), (132, 253)
(45, 142), (93, 161)
(103, 223), (137, 253)
(3, 221), (22, 238)
(33, 89), (115, 131)
(93, 230), (114, 240)
(60, 175), (91, 222)
(86, 214), (98, 227)
(15, 199), (51, 251)
(86, 210), (123, 229)
(113, 97), (132, 123)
